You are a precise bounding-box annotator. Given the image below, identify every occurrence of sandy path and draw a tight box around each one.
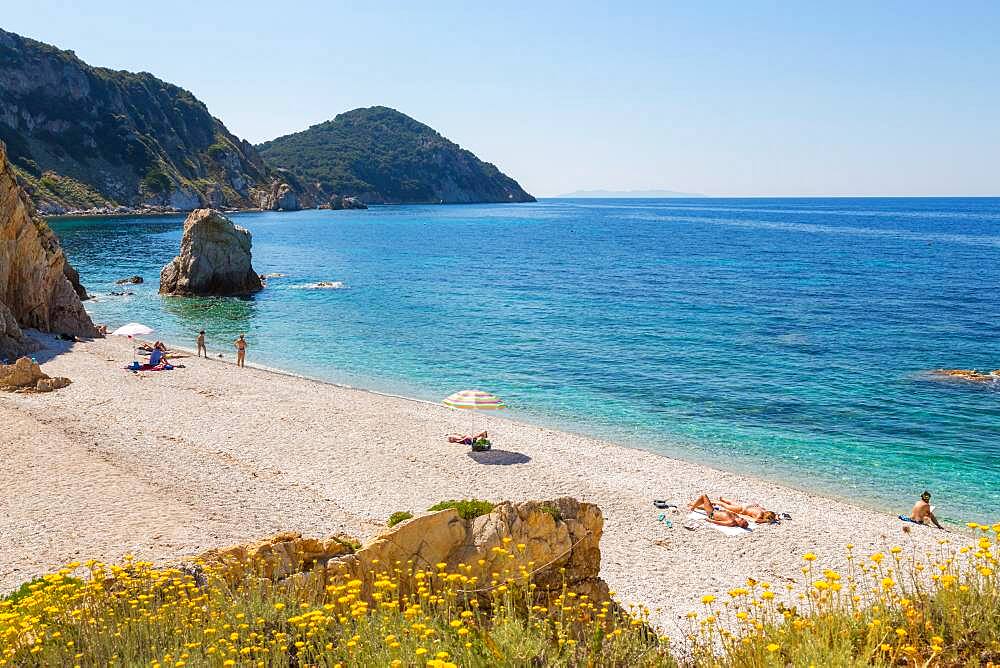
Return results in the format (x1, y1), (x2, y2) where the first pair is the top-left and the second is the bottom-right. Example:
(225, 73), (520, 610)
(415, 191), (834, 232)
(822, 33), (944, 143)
(0, 334), (953, 635)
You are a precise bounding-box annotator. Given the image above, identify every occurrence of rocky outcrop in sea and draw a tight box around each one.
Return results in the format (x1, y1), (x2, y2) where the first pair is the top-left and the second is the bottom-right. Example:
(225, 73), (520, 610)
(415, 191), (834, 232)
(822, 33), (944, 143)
(0, 141), (97, 359)
(159, 209), (264, 296)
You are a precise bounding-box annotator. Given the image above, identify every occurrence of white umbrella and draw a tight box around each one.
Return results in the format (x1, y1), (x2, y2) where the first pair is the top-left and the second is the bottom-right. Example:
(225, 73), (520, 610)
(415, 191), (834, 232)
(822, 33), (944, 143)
(443, 390), (506, 450)
(111, 323), (154, 363)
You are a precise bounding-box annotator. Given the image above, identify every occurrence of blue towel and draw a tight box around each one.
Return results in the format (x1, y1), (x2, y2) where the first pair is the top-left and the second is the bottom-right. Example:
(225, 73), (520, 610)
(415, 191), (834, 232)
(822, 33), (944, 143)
(149, 349), (163, 366)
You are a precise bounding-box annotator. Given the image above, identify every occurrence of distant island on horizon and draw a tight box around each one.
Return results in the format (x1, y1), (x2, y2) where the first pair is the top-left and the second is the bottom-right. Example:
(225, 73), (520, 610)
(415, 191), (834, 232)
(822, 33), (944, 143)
(560, 189), (701, 198)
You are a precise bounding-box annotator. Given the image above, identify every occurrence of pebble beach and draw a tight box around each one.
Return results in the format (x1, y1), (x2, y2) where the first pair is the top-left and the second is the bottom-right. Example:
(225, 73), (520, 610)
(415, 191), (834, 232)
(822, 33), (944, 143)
(0, 334), (956, 634)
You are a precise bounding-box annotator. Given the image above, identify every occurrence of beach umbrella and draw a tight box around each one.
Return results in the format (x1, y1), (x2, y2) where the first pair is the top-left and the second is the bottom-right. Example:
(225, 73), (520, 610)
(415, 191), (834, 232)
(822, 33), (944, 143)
(111, 322), (154, 362)
(443, 390), (506, 447)
(443, 389), (507, 410)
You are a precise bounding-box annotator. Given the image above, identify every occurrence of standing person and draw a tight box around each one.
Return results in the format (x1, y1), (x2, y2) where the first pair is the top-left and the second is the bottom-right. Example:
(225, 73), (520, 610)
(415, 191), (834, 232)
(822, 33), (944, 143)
(196, 330), (207, 358)
(234, 334), (247, 368)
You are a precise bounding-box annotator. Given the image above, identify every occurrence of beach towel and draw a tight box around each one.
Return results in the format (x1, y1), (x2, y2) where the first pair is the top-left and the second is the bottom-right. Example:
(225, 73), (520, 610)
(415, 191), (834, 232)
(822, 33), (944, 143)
(687, 510), (753, 537)
(126, 363), (173, 372)
(149, 349), (163, 366)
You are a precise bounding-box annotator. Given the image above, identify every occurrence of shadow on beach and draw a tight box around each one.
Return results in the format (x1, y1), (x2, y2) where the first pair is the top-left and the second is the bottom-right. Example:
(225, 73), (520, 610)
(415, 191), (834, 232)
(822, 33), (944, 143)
(466, 449), (531, 465)
(5, 330), (82, 366)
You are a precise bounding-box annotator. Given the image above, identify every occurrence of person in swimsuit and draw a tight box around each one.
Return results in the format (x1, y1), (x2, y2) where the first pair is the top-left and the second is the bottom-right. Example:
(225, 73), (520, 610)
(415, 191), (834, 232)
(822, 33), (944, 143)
(688, 494), (749, 529)
(234, 334), (247, 368)
(718, 496), (779, 524)
(907, 491), (944, 529)
(447, 431), (488, 445)
(196, 330), (207, 358)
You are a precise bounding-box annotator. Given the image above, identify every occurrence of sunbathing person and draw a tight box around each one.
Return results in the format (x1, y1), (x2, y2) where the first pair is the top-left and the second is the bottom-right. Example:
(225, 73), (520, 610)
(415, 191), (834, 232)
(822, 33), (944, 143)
(447, 431), (488, 445)
(688, 494), (749, 529)
(905, 491), (944, 529)
(718, 496), (779, 524)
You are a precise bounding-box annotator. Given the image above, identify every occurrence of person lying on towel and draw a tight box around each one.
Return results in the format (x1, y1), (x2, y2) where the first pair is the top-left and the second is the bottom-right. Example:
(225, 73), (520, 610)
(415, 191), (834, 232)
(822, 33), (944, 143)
(688, 494), (749, 529)
(717, 496), (779, 524)
(446, 431), (488, 446)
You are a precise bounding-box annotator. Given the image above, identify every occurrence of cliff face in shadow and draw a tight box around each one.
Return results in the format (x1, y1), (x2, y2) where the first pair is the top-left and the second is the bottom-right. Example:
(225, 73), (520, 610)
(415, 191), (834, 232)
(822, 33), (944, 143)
(0, 140), (96, 358)
(0, 29), (314, 214)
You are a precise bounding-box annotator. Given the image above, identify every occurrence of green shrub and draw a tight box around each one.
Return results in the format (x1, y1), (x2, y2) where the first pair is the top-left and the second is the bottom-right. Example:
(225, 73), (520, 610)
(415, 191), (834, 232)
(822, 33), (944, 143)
(206, 142), (230, 160)
(387, 511), (414, 528)
(2, 575), (80, 605)
(140, 169), (172, 194)
(427, 499), (495, 520)
(540, 504), (562, 521)
(329, 535), (361, 554)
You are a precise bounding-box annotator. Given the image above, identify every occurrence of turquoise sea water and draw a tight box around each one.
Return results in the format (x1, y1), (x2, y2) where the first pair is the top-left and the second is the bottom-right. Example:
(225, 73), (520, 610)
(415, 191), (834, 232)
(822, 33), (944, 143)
(49, 198), (1000, 523)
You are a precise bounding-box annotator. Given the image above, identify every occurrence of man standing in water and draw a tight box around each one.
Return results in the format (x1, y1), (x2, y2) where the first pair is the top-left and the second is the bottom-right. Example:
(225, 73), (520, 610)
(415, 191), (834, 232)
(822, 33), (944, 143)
(196, 330), (207, 358)
(234, 334), (247, 368)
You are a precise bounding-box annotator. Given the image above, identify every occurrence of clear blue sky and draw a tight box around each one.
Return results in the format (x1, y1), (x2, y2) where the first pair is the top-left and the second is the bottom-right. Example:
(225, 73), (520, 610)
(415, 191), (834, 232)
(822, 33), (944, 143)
(6, 1), (999, 196)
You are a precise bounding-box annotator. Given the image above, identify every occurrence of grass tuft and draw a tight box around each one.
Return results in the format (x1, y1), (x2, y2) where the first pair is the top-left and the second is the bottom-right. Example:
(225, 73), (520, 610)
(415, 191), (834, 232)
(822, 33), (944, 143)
(427, 499), (496, 520)
(387, 511), (414, 528)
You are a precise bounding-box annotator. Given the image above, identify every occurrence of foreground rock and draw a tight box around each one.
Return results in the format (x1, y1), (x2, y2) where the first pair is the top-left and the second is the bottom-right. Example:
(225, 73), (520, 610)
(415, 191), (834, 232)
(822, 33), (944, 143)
(0, 141), (97, 360)
(0, 356), (71, 392)
(197, 498), (608, 605)
(159, 209), (263, 296)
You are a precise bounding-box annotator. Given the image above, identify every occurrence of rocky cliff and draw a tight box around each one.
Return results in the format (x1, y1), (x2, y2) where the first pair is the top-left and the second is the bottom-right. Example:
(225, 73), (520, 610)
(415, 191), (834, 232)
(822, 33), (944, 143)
(0, 141), (96, 358)
(257, 106), (536, 205)
(0, 29), (314, 214)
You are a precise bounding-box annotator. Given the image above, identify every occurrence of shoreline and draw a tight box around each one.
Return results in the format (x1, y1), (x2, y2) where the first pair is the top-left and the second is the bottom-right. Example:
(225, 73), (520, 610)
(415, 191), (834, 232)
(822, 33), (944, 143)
(0, 334), (963, 632)
(166, 338), (907, 523)
(156, 334), (957, 529)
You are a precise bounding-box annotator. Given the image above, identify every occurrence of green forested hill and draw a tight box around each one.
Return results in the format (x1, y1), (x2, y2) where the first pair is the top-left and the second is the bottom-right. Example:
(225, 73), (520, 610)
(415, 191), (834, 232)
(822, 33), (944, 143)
(257, 106), (535, 204)
(0, 29), (309, 213)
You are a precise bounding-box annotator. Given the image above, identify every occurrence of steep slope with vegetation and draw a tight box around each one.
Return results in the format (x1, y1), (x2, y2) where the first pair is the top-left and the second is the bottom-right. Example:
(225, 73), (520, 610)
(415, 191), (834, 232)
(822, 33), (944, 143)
(0, 141), (95, 359)
(257, 106), (535, 205)
(0, 29), (312, 213)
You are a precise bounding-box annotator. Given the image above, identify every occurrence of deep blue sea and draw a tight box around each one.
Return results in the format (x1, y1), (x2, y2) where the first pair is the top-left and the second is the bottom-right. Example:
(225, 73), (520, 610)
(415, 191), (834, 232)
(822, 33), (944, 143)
(49, 198), (1000, 523)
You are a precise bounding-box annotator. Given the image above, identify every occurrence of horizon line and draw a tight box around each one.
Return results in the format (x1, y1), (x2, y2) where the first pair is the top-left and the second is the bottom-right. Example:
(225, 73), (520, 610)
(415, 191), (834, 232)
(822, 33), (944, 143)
(541, 194), (1000, 199)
